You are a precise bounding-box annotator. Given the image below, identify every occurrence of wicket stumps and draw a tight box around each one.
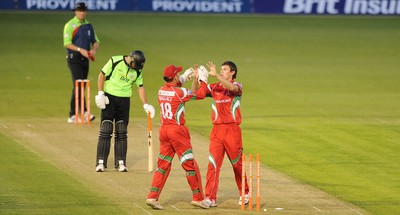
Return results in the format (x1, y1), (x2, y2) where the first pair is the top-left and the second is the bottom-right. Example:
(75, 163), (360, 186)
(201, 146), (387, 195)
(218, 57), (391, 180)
(75, 79), (91, 125)
(241, 153), (261, 211)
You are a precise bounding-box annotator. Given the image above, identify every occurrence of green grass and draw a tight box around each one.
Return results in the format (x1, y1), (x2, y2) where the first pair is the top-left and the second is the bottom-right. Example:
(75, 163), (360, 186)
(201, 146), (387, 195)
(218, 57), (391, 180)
(1, 12), (400, 214)
(0, 133), (127, 214)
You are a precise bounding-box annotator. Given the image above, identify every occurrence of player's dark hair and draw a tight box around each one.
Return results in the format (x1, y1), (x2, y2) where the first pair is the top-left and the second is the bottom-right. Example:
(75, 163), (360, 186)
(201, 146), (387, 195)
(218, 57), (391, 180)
(164, 77), (174, 82)
(222, 61), (238, 79)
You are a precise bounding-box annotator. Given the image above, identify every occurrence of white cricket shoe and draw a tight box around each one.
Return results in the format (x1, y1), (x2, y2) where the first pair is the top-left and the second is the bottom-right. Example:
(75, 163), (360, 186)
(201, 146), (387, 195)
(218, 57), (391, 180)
(146, 199), (163, 210)
(191, 200), (210, 209)
(204, 198), (217, 207)
(95, 164), (105, 172)
(67, 115), (79, 123)
(117, 164), (128, 172)
(84, 112), (95, 122)
(238, 194), (249, 206)
(68, 113), (95, 123)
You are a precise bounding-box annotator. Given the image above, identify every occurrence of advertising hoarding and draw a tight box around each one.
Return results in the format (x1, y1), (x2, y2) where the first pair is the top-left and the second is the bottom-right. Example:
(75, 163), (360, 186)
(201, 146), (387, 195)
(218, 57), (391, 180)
(1, 0), (399, 15)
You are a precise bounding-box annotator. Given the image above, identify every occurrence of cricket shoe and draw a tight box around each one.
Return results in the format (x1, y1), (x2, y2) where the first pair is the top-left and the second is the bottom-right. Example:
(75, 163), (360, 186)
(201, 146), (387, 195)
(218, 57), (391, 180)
(117, 164), (128, 172)
(95, 164), (105, 172)
(191, 200), (210, 209)
(67, 113), (95, 123)
(67, 115), (79, 123)
(84, 111), (95, 122)
(238, 194), (249, 206)
(204, 198), (217, 207)
(146, 199), (163, 210)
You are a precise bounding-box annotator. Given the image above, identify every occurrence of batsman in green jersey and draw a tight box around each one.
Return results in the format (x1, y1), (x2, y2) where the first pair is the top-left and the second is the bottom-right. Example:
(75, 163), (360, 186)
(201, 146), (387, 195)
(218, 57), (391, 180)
(94, 50), (155, 172)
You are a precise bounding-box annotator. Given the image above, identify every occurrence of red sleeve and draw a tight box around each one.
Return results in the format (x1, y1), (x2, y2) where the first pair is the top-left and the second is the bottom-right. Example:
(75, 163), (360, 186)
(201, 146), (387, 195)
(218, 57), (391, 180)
(193, 82), (208, 99)
(234, 82), (242, 96)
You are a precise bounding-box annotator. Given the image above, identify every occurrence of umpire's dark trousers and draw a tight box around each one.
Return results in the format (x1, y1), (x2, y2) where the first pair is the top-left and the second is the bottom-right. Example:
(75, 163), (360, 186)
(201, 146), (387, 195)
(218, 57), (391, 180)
(67, 53), (89, 117)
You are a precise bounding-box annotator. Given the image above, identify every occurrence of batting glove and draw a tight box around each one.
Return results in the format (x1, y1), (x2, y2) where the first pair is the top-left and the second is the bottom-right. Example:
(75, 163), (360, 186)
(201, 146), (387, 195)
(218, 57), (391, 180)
(143, 103), (155, 118)
(198, 74), (208, 84)
(179, 67), (194, 84)
(198, 65), (209, 83)
(95, 91), (109, 109)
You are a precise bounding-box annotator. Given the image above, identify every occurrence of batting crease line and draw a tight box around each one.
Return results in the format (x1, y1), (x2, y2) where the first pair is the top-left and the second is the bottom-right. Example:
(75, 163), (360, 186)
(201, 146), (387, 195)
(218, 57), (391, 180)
(307, 203), (322, 212)
(133, 203), (152, 215)
(169, 204), (181, 211)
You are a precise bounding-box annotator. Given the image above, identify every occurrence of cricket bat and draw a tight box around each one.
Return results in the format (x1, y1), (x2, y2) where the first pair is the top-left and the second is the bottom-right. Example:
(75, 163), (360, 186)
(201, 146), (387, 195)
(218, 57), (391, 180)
(147, 112), (154, 172)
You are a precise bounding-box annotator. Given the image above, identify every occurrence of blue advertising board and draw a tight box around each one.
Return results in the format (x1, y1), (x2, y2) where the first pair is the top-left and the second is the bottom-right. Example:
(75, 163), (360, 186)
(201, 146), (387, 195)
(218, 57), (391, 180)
(1, 0), (399, 15)
(254, 0), (400, 15)
(0, 0), (250, 12)
(138, 0), (250, 13)
(2, 0), (133, 11)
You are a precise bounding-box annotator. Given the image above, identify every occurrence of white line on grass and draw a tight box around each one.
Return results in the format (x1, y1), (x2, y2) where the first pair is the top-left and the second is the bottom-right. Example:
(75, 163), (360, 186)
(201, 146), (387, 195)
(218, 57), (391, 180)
(307, 203), (322, 212)
(133, 203), (152, 215)
(169, 204), (181, 211)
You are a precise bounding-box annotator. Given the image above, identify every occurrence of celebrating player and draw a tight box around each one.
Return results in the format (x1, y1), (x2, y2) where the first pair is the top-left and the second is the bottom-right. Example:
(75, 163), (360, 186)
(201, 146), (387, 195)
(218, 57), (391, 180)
(146, 64), (210, 210)
(193, 61), (249, 207)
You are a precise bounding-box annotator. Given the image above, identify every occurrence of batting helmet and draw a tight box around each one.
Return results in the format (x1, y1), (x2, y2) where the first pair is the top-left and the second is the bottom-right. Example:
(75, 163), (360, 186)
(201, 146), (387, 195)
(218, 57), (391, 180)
(130, 50), (146, 70)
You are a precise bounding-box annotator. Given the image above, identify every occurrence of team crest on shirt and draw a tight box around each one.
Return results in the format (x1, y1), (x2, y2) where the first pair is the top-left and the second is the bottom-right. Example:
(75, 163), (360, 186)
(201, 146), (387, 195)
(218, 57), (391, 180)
(129, 73), (135, 79)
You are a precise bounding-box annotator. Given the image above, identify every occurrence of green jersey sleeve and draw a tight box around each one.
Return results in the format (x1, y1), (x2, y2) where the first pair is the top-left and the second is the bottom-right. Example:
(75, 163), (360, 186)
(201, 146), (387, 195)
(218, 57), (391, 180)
(135, 72), (144, 87)
(63, 19), (75, 46)
(101, 57), (114, 76)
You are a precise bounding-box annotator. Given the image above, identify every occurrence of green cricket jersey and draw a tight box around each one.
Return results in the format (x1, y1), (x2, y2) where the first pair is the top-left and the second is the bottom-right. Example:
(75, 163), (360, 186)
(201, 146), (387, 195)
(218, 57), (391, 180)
(102, 55), (144, 97)
(63, 16), (100, 54)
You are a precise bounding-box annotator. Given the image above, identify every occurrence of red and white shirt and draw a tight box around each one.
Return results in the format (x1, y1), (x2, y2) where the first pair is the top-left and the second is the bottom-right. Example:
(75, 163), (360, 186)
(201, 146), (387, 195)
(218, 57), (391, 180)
(158, 82), (207, 125)
(206, 80), (242, 125)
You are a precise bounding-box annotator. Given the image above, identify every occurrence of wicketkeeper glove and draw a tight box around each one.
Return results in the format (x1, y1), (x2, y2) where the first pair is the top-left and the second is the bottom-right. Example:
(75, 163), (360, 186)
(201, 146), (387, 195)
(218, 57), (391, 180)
(95, 91), (109, 109)
(143, 103), (155, 118)
(179, 67), (194, 84)
(198, 65), (209, 83)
